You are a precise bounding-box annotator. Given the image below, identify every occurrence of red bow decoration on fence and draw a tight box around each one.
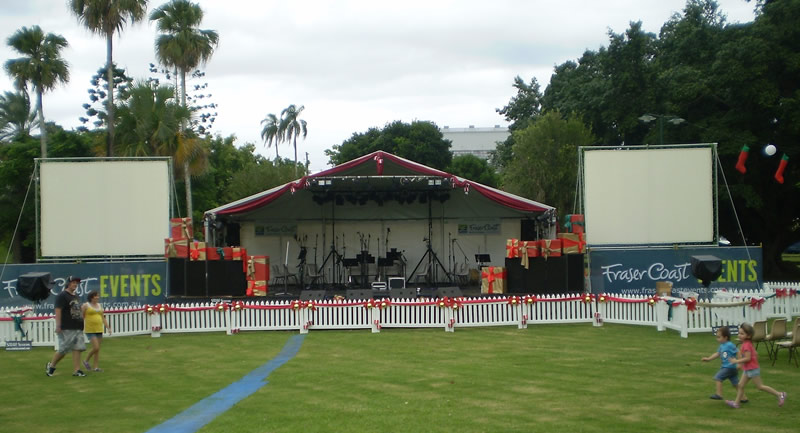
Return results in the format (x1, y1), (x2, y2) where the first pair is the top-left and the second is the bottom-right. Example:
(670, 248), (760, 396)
(377, 299), (391, 309)
(364, 299), (376, 309)
(776, 288), (788, 298)
(524, 295), (537, 304)
(145, 305), (155, 315)
(507, 296), (520, 306)
(597, 294), (607, 303)
(215, 302), (228, 312)
(749, 297), (765, 310)
(232, 301), (245, 311)
(648, 296), (659, 306)
(582, 294), (594, 303)
(291, 300), (304, 311)
(684, 298), (697, 312)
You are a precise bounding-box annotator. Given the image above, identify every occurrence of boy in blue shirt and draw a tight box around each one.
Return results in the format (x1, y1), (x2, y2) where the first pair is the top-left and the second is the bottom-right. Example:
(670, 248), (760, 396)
(702, 326), (747, 402)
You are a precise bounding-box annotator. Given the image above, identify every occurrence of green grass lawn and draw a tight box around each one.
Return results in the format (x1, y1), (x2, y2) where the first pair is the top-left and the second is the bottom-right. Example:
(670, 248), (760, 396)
(1, 324), (797, 433)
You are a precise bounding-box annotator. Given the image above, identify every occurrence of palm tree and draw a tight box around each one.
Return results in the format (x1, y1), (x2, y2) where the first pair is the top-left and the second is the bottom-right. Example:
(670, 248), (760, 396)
(0, 90), (37, 142)
(150, 0), (218, 221)
(4, 26), (69, 157)
(115, 81), (208, 212)
(69, 0), (148, 157)
(279, 104), (307, 177)
(260, 113), (281, 159)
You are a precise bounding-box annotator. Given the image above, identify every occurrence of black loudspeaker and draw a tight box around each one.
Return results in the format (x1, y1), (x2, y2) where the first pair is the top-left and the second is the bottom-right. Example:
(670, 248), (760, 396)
(17, 272), (53, 302)
(436, 286), (462, 298)
(346, 289), (373, 300)
(186, 261), (207, 297)
(300, 290), (326, 301)
(168, 258), (187, 297)
(520, 219), (536, 241)
(389, 287), (416, 299)
(225, 260), (247, 297)
(225, 223), (241, 247)
(691, 255), (722, 287)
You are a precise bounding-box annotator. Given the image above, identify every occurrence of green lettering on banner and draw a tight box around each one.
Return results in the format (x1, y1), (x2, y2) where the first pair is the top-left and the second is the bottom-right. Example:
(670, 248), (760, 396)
(130, 275), (140, 297)
(110, 275), (119, 297)
(152, 275), (162, 296)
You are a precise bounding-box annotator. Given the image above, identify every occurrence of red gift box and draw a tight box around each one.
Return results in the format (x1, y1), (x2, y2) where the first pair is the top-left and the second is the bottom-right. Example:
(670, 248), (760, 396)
(170, 217), (193, 240)
(246, 256), (270, 281)
(190, 241), (206, 260)
(525, 240), (541, 258)
(557, 233), (585, 254)
(481, 266), (507, 294)
(506, 239), (520, 258)
(568, 214), (584, 234)
(222, 247), (233, 260)
(205, 247), (221, 261)
(540, 239), (562, 259)
(247, 279), (268, 297)
(164, 238), (189, 258)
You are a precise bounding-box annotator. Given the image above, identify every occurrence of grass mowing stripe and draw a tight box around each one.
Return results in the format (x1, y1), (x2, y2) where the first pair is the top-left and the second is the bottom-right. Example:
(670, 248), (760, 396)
(146, 334), (305, 433)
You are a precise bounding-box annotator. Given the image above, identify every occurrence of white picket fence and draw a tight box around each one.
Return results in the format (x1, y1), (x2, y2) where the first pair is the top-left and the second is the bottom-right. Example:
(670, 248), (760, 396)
(2, 282), (799, 348)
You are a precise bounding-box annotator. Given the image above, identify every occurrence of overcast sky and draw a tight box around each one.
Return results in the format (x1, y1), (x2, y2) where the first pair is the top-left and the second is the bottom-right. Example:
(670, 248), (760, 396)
(0, 0), (756, 172)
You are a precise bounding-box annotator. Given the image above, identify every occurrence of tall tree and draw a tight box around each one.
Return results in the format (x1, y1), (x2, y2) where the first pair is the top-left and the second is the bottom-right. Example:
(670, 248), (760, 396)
(279, 104), (307, 177)
(0, 90), (37, 141)
(326, 120), (452, 170)
(503, 111), (595, 216)
(4, 25), (69, 158)
(150, 0), (219, 221)
(492, 76), (544, 171)
(69, 0), (148, 157)
(260, 113), (281, 159)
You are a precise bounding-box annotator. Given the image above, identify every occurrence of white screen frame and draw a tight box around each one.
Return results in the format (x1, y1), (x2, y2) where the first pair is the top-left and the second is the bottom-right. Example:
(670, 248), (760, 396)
(580, 144), (717, 246)
(38, 158), (172, 259)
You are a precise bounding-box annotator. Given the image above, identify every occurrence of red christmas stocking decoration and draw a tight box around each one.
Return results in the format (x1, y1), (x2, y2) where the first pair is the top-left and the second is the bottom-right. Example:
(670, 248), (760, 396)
(735, 145), (749, 174)
(774, 154), (789, 184)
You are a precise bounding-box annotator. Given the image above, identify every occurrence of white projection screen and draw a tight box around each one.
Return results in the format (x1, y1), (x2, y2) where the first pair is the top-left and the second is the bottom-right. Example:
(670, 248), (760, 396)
(39, 159), (171, 258)
(581, 144), (716, 246)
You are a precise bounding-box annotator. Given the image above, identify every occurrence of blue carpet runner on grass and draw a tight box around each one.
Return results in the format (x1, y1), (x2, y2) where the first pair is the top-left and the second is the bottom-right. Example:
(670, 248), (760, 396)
(146, 334), (306, 433)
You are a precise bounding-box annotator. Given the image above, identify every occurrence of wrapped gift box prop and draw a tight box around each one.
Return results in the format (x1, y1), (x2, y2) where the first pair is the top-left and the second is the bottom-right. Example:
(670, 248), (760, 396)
(481, 266), (506, 294)
(246, 255), (270, 281)
(564, 214), (584, 234)
(506, 239), (520, 259)
(170, 217), (193, 240)
(540, 239), (562, 259)
(165, 238), (189, 258)
(247, 280), (268, 297)
(190, 241), (207, 260)
(557, 233), (585, 254)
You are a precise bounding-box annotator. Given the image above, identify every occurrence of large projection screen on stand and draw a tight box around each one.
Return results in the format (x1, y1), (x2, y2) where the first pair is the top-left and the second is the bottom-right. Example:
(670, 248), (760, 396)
(581, 144), (716, 246)
(38, 158), (171, 259)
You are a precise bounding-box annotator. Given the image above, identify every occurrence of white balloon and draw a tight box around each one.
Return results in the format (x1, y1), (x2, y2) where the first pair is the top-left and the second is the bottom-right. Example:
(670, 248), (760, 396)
(764, 144), (777, 156)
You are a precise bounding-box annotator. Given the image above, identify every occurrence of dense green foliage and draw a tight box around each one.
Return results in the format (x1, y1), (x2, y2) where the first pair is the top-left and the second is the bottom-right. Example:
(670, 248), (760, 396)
(504, 112), (595, 215)
(499, 0), (800, 278)
(326, 120), (453, 170)
(448, 154), (499, 188)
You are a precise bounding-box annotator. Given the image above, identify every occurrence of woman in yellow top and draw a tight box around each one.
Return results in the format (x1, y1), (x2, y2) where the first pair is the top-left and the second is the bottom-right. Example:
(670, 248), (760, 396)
(81, 291), (111, 372)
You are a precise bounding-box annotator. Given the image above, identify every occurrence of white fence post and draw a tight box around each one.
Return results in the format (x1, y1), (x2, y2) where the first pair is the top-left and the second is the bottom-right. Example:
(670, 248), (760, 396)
(371, 307), (381, 333)
(445, 307), (455, 332)
(299, 308), (309, 334)
(150, 313), (161, 338)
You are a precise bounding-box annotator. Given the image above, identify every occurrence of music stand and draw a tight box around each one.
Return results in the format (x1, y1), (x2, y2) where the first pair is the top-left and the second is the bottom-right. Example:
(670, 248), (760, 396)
(475, 254), (490, 268)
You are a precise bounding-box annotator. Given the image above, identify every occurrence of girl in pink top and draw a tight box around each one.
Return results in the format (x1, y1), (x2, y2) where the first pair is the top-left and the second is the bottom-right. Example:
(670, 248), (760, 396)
(726, 322), (786, 408)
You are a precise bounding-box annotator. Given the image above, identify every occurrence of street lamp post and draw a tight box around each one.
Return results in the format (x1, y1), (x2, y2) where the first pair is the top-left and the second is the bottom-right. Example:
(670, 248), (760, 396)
(638, 114), (685, 146)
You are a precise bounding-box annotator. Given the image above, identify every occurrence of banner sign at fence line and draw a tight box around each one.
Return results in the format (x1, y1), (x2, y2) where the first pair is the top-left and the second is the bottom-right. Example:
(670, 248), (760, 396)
(589, 246), (762, 297)
(0, 261), (167, 313)
(5, 340), (33, 351)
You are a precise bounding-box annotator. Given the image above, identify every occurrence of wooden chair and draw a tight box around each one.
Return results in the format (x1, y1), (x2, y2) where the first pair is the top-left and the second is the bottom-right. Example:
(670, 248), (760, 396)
(751, 320), (768, 357)
(765, 318), (788, 361)
(772, 321), (800, 367)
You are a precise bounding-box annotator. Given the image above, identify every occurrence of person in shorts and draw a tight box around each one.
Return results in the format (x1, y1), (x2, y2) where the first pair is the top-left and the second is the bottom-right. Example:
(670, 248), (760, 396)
(46, 276), (86, 377)
(702, 326), (747, 402)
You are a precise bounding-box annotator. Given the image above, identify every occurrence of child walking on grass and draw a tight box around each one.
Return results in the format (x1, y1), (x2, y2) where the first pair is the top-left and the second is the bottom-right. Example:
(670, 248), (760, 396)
(726, 322), (786, 409)
(702, 326), (747, 402)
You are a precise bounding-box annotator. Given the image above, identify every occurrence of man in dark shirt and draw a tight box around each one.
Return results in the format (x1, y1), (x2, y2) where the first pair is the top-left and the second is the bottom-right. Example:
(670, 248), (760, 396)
(46, 276), (86, 377)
